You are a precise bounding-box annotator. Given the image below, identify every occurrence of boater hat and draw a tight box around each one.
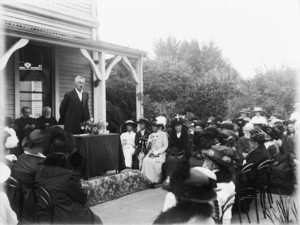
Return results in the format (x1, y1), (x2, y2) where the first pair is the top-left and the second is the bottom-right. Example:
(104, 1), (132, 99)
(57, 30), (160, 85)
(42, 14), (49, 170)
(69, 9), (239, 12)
(124, 120), (137, 128)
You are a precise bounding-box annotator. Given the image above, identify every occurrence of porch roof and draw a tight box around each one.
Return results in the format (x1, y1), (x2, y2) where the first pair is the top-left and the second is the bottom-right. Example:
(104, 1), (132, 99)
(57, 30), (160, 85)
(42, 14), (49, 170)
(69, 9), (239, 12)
(1, 20), (147, 59)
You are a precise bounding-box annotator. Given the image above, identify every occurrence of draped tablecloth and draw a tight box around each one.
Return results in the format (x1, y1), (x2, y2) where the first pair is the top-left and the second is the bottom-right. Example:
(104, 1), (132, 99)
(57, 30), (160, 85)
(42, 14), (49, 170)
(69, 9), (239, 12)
(73, 134), (125, 180)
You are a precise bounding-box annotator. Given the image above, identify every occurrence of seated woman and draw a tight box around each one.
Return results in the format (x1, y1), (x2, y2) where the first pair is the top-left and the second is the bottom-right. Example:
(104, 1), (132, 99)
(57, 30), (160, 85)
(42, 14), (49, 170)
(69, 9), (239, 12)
(12, 129), (47, 222)
(202, 145), (236, 225)
(35, 127), (102, 224)
(164, 117), (189, 180)
(141, 117), (168, 184)
(155, 165), (217, 224)
(120, 120), (137, 168)
(189, 127), (218, 167)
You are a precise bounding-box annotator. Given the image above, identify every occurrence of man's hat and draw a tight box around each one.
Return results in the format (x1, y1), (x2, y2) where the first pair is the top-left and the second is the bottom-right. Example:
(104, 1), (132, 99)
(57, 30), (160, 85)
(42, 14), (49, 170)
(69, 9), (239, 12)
(250, 128), (269, 141)
(22, 129), (46, 154)
(137, 118), (149, 125)
(124, 120), (137, 128)
(240, 108), (250, 114)
(203, 145), (236, 168)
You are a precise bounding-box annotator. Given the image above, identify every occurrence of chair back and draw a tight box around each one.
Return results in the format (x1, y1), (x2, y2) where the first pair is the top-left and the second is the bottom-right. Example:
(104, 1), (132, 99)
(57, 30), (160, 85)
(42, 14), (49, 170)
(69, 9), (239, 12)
(220, 192), (236, 222)
(34, 185), (54, 224)
(5, 176), (23, 221)
(241, 163), (254, 174)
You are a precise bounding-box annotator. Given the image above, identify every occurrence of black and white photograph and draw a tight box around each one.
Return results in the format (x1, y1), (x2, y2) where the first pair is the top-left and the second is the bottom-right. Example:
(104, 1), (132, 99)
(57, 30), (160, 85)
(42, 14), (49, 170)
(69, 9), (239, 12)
(0, 0), (299, 224)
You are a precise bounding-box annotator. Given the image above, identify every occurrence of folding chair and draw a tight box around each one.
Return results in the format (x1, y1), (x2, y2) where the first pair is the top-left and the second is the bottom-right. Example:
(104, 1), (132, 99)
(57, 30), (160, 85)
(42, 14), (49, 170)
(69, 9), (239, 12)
(5, 176), (23, 221)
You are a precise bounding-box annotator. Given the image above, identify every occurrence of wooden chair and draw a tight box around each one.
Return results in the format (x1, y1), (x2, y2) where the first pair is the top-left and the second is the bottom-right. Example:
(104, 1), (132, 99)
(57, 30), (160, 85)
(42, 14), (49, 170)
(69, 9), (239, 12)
(34, 185), (54, 224)
(5, 176), (23, 221)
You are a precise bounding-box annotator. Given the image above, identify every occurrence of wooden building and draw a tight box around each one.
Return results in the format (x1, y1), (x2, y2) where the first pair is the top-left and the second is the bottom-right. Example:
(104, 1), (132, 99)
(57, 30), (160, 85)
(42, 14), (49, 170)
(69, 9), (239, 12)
(0, 0), (146, 124)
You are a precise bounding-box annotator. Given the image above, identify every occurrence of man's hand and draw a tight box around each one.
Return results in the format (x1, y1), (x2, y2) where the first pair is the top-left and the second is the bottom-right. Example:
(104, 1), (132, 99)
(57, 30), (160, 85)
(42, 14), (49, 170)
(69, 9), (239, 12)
(24, 124), (30, 129)
(30, 124), (36, 129)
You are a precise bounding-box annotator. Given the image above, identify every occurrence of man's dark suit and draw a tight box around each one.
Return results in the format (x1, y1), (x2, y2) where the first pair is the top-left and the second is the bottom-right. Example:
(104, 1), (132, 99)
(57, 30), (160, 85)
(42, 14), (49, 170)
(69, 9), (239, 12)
(59, 89), (90, 134)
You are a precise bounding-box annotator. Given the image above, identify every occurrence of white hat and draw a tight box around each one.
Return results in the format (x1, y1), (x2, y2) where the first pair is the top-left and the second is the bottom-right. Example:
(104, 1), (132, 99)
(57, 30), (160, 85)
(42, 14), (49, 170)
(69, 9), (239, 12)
(294, 103), (300, 108)
(253, 107), (263, 112)
(155, 116), (167, 126)
(251, 116), (267, 125)
(193, 167), (216, 181)
(0, 163), (11, 183)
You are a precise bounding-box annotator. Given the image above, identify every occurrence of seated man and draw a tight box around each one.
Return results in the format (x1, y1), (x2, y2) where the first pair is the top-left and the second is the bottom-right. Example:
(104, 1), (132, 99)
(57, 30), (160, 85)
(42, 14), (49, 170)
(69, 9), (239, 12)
(120, 120), (137, 168)
(14, 107), (38, 143)
(37, 107), (58, 129)
(132, 118), (151, 170)
(12, 129), (47, 222)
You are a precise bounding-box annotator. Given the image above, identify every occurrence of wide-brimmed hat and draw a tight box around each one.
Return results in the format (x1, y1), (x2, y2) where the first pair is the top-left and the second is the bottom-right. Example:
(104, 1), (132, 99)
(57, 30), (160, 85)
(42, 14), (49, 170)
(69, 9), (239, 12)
(203, 145), (235, 168)
(0, 162), (11, 183)
(22, 129), (46, 154)
(251, 116), (267, 125)
(152, 116), (167, 129)
(124, 120), (137, 128)
(253, 107), (264, 112)
(250, 128), (269, 142)
(232, 118), (247, 128)
(137, 118), (149, 126)
(176, 167), (217, 203)
(240, 108), (250, 114)
(171, 117), (184, 127)
(219, 121), (234, 131)
(261, 125), (280, 140)
(293, 103), (300, 108)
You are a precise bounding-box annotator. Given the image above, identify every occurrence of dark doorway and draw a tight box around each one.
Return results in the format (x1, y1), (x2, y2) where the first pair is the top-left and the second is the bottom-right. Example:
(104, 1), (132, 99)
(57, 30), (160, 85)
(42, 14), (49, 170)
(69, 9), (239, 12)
(19, 44), (53, 118)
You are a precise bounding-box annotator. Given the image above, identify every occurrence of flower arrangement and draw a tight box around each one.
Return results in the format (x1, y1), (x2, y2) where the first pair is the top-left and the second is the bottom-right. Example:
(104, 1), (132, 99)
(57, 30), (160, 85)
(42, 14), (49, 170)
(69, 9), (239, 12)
(80, 118), (108, 134)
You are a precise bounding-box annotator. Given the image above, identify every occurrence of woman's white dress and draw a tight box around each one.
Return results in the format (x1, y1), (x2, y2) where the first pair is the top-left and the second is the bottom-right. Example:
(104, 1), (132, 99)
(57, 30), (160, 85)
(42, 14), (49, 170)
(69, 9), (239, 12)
(120, 131), (136, 168)
(141, 130), (168, 183)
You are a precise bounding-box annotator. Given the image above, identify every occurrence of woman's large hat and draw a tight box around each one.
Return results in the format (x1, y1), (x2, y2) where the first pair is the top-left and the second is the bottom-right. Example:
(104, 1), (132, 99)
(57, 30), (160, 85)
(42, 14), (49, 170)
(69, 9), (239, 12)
(176, 167), (217, 203)
(137, 118), (149, 125)
(124, 120), (137, 128)
(249, 128), (269, 141)
(152, 116), (167, 129)
(219, 121), (234, 131)
(261, 125), (280, 140)
(240, 108), (250, 114)
(171, 117), (184, 128)
(251, 116), (267, 125)
(202, 145), (235, 168)
(22, 129), (46, 154)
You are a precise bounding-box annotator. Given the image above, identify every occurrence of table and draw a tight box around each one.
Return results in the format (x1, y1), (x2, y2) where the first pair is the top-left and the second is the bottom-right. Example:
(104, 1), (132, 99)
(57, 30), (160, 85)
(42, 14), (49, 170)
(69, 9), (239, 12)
(73, 134), (125, 180)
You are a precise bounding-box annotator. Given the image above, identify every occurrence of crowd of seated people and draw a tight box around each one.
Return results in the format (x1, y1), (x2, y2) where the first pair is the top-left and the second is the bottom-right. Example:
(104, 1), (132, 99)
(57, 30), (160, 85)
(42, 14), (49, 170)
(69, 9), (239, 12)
(1, 121), (102, 224)
(119, 104), (298, 224)
(1, 103), (299, 224)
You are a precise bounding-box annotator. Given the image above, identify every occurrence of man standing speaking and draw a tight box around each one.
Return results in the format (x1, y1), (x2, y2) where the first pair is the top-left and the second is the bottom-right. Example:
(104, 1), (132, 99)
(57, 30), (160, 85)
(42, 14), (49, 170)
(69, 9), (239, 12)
(59, 76), (90, 134)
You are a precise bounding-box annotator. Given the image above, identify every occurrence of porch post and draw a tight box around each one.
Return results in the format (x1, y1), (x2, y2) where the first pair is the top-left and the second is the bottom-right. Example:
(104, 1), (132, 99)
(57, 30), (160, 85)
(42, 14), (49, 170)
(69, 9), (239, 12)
(135, 56), (144, 120)
(98, 51), (106, 122)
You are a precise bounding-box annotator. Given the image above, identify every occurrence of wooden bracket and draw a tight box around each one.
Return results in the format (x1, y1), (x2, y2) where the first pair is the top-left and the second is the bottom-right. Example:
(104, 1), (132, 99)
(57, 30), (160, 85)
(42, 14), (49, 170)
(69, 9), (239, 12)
(80, 48), (102, 80)
(0, 38), (29, 71)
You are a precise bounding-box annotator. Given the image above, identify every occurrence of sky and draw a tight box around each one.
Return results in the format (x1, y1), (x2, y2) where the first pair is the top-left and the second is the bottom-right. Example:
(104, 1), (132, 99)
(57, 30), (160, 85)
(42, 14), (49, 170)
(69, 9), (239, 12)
(98, 0), (300, 78)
